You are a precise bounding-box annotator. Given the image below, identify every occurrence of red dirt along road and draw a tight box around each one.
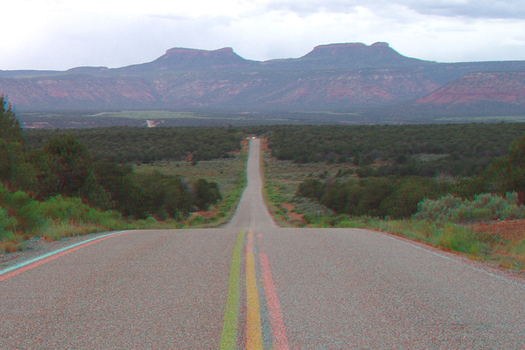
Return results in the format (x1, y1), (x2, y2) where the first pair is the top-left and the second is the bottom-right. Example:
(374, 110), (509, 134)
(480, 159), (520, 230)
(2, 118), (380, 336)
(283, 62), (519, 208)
(1, 139), (524, 349)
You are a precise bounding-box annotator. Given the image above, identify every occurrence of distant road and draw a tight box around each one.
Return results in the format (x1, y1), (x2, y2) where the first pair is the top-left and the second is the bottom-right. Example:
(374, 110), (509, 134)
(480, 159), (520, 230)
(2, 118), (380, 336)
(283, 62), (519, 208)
(1, 139), (524, 349)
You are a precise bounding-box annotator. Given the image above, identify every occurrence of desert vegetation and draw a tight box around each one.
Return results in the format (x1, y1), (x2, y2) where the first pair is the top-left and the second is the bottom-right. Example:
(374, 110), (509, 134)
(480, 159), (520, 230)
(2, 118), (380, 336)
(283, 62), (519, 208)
(0, 97), (248, 252)
(25, 125), (245, 163)
(134, 151), (248, 227)
(268, 124), (525, 175)
(4, 101), (525, 269)
(263, 125), (525, 269)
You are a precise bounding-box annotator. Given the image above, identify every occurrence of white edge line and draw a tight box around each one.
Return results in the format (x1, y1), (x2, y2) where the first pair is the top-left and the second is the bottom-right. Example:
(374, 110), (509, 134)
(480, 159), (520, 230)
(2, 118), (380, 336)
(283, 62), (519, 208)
(0, 230), (129, 276)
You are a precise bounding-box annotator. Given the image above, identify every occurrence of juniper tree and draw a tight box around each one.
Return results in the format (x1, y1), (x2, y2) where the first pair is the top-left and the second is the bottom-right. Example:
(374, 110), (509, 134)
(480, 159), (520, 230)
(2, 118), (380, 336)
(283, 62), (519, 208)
(0, 96), (24, 144)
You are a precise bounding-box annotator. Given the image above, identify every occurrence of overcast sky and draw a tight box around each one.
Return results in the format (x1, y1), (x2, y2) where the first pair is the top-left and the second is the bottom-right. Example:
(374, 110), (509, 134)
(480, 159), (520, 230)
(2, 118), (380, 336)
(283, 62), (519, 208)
(2, 0), (525, 70)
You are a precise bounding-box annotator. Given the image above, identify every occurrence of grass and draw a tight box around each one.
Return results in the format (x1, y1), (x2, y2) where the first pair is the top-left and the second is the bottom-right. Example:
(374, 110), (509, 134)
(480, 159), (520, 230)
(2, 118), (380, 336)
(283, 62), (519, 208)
(88, 110), (203, 120)
(20, 110), (323, 128)
(296, 111), (360, 116)
(262, 143), (353, 225)
(98, 111), (311, 124)
(87, 110), (290, 122)
(39, 221), (110, 242)
(411, 153), (449, 162)
(136, 156), (245, 196)
(0, 231), (27, 253)
(135, 150), (248, 228)
(263, 180), (291, 226)
(0, 218), (188, 254)
(435, 115), (525, 123)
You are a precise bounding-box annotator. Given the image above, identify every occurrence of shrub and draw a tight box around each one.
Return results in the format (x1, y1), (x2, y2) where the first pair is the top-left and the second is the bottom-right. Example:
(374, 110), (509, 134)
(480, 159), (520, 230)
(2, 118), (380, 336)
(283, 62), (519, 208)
(414, 192), (525, 223)
(379, 177), (449, 219)
(188, 214), (208, 226)
(0, 187), (43, 232)
(40, 221), (94, 241)
(38, 196), (92, 222)
(0, 207), (18, 238)
(130, 171), (192, 219)
(297, 176), (454, 219)
(193, 179), (222, 211)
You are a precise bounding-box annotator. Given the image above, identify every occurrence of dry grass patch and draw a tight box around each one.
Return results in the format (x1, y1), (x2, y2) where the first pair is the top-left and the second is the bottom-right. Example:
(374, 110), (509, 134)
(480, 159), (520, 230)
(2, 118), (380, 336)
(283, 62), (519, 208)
(262, 149), (352, 225)
(470, 219), (525, 269)
(136, 153), (247, 227)
(0, 240), (27, 254)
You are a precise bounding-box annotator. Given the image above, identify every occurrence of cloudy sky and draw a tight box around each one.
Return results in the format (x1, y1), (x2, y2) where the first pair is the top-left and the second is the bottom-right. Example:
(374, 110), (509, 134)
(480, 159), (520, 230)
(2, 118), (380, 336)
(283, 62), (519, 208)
(2, 0), (525, 70)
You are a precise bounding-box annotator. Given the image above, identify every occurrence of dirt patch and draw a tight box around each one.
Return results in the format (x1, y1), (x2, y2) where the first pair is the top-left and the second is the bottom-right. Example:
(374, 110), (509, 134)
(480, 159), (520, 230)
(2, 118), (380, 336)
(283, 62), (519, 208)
(470, 219), (525, 241)
(281, 203), (304, 223)
(241, 139), (249, 153)
(260, 137), (269, 151)
(471, 219), (525, 241)
(191, 210), (216, 219)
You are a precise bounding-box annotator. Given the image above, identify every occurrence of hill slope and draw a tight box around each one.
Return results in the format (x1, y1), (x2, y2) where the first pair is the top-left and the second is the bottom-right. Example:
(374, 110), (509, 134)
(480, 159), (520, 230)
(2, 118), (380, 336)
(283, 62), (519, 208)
(0, 42), (524, 120)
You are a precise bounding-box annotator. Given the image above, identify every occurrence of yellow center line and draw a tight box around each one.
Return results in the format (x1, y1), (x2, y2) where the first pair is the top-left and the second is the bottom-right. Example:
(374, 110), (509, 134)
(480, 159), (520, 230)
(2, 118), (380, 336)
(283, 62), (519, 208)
(220, 229), (245, 350)
(246, 229), (263, 350)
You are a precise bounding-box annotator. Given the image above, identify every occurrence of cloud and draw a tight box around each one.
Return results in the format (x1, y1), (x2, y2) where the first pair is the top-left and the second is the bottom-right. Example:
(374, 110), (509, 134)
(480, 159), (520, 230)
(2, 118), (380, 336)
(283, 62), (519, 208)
(1, 0), (525, 70)
(401, 0), (525, 19)
(264, 0), (359, 17)
(263, 0), (525, 20)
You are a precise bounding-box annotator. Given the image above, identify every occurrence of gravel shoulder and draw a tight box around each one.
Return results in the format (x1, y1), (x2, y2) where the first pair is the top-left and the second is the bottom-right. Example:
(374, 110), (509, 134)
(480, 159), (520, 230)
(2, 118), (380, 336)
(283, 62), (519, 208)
(0, 230), (127, 270)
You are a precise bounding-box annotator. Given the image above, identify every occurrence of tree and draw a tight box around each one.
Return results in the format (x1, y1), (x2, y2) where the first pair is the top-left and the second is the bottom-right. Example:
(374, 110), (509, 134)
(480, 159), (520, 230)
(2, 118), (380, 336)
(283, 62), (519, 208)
(36, 135), (110, 207)
(41, 135), (94, 197)
(320, 181), (349, 213)
(0, 97), (38, 192)
(355, 177), (394, 217)
(193, 179), (222, 211)
(93, 160), (134, 209)
(0, 96), (24, 144)
(380, 177), (447, 219)
(486, 133), (525, 200)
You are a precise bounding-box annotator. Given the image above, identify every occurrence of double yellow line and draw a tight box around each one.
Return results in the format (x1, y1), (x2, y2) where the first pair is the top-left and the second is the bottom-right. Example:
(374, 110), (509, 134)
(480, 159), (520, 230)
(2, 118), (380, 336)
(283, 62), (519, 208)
(220, 229), (246, 349)
(220, 228), (263, 349)
(245, 229), (263, 349)
(220, 228), (289, 349)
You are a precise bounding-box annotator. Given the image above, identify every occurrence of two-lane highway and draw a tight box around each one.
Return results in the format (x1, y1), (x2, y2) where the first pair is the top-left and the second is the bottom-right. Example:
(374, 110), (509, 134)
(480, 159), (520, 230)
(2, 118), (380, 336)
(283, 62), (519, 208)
(1, 138), (524, 349)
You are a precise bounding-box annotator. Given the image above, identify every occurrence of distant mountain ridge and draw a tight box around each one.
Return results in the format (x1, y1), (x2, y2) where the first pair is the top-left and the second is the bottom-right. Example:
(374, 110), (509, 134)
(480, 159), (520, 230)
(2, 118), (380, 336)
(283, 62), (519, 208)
(121, 47), (256, 73)
(1, 42), (524, 120)
(294, 42), (431, 68)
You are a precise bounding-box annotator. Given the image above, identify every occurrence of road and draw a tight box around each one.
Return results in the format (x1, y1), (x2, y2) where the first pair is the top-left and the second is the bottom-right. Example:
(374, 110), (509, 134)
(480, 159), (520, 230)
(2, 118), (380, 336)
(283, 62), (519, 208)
(1, 138), (524, 349)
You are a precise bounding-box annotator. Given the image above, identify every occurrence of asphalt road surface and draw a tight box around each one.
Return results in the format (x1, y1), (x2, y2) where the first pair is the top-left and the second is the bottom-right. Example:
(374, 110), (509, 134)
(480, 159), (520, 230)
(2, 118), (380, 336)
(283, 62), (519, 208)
(1, 139), (524, 349)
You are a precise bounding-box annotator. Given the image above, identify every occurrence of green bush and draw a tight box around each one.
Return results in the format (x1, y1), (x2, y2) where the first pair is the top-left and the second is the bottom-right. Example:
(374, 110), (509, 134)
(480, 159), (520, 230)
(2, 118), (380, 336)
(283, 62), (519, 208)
(193, 179), (222, 211)
(188, 214), (208, 226)
(0, 186), (43, 232)
(34, 195), (122, 228)
(0, 207), (17, 237)
(38, 196), (93, 222)
(296, 175), (453, 219)
(130, 171), (193, 219)
(415, 192), (525, 223)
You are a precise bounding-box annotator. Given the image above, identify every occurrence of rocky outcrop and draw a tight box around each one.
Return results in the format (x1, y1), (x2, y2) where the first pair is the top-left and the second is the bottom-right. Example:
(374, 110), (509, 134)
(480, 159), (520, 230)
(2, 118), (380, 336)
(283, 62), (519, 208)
(414, 72), (525, 105)
(0, 76), (157, 110)
(120, 47), (255, 73)
(293, 42), (430, 68)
